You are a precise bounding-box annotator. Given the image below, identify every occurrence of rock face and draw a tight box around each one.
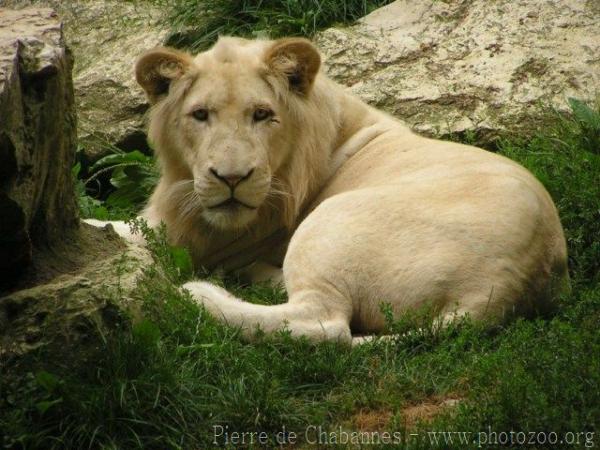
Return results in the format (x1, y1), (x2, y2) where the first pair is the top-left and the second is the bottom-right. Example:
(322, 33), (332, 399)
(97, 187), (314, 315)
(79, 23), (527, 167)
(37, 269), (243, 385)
(316, 0), (600, 140)
(0, 8), (78, 287)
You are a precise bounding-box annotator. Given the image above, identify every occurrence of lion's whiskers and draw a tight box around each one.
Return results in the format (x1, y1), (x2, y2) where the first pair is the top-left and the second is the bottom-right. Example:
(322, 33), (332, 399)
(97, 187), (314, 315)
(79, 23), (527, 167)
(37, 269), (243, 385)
(168, 179), (195, 196)
(267, 188), (291, 199)
(180, 193), (203, 222)
(173, 181), (203, 222)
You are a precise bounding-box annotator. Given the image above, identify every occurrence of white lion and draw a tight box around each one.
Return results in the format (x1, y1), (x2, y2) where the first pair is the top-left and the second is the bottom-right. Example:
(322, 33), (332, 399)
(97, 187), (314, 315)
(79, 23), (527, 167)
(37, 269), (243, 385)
(87, 37), (569, 345)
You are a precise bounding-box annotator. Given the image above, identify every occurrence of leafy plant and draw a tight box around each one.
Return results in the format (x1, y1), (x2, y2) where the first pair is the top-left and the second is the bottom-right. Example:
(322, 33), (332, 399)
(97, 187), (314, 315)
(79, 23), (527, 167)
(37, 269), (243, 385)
(74, 148), (159, 220)
(72, 161), (110, 219)
(88, 150), (159, 212)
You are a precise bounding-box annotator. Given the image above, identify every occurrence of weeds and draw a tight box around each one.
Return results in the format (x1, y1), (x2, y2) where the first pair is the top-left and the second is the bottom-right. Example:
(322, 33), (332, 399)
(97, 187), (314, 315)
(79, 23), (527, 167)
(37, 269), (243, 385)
(159, 0), (394, 50)
(87, 151), (159, 213)
(567, 97), (600, 154)
(75, 146), (159, 220)
(498, 100), (600, 284)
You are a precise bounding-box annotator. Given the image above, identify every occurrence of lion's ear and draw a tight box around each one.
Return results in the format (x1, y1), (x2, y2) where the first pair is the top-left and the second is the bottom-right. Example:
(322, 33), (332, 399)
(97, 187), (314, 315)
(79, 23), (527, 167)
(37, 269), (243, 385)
(135, 47), (193, 103)
(265, 38), (321, 95)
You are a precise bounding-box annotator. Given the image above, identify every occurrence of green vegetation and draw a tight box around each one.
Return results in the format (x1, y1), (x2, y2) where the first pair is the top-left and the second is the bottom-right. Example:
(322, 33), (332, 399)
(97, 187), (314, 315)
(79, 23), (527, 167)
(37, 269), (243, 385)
(158, 0), (394, 50)
(87, 151), (159, 214)
(500, 100), (600, 284)
(567, 97), (600, 155)
(75, 146), (158, 221)
(2, 99), (599, 449)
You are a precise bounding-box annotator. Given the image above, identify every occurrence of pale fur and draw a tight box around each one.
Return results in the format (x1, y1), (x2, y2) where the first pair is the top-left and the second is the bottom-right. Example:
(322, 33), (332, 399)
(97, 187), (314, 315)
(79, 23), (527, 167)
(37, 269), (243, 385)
(87, 37), (569, 345)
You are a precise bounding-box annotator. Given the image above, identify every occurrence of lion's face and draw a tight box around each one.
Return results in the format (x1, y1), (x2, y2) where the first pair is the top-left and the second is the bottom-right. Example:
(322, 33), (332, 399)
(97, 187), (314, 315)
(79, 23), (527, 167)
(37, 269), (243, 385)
(136, 38), (321, 230)
(171, 68), (286, 229)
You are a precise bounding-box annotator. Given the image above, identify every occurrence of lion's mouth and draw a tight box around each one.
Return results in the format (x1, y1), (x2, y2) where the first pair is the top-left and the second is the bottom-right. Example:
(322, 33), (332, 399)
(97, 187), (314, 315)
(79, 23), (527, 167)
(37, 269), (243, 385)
(208, 197), (258, 211)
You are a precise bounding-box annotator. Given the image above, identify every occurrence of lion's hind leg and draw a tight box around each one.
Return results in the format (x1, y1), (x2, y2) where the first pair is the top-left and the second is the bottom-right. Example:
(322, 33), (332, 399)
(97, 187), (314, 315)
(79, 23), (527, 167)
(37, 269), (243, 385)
(182, 280), (352, 344)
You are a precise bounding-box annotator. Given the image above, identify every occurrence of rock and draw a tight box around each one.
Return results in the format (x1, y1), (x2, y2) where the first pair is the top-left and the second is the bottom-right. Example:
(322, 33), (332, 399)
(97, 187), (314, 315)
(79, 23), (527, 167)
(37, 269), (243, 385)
(316, 0), (600, 141)
(0, 225), (152, 357)
(3, 0), (169, 162)
(0, 8), (154, 357)
(61, 0), (167, 161)
(0, 7), (78, 287)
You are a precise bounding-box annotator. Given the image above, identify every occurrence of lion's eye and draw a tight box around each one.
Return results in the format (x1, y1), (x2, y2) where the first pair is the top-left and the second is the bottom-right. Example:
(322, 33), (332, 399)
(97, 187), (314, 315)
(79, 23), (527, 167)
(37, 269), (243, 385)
(253, 108), (273, 122)
(192, 109), (209, 121)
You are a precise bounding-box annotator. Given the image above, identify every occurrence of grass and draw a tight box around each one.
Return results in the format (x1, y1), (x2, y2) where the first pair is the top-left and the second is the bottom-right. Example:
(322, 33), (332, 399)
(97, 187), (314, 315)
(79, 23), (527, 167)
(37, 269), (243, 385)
(2, 100), (599, 449)
(499, 101), (600, 285)
(155, 0), (394, 50)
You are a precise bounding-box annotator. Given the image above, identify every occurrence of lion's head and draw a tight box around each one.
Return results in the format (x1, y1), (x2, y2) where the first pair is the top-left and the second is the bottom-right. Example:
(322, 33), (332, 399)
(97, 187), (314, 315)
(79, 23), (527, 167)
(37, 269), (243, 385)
(135, 37), (337, 231)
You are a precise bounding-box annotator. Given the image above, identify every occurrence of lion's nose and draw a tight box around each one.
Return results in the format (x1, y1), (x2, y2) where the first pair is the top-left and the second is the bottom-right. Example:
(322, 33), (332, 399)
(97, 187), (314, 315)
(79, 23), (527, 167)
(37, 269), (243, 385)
(209, 167), (254, 188)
